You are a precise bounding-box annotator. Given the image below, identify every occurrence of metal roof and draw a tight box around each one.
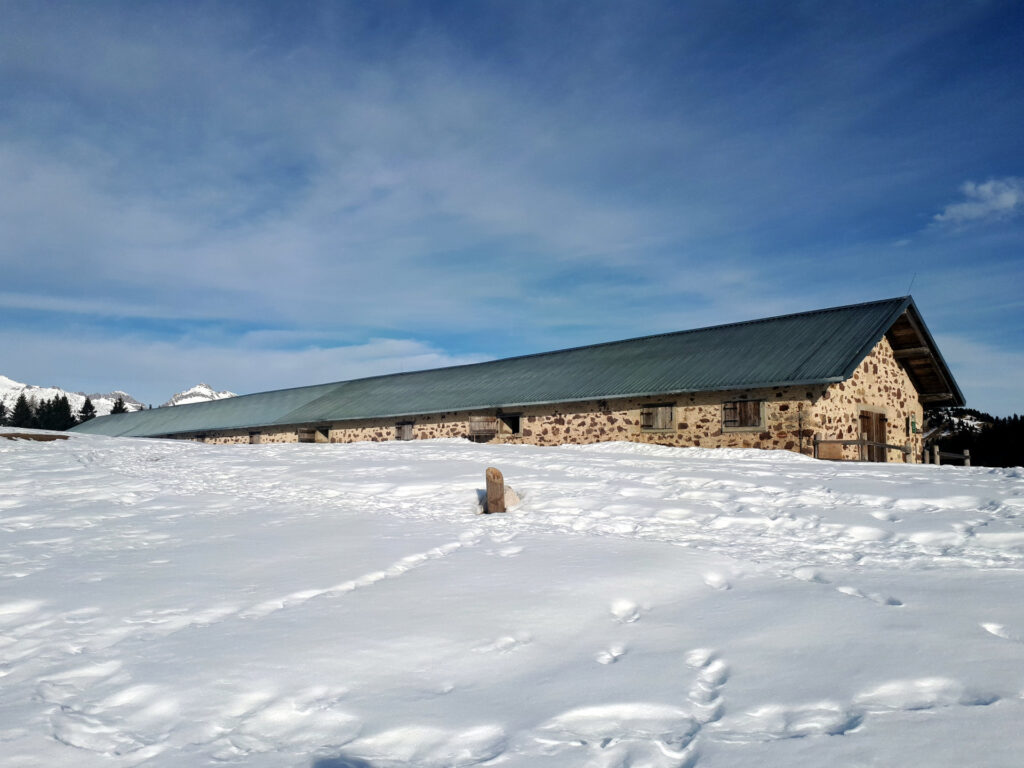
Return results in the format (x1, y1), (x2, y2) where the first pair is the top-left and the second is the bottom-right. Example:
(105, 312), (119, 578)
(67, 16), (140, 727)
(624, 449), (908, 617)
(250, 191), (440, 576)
(71, 296), (964, 438)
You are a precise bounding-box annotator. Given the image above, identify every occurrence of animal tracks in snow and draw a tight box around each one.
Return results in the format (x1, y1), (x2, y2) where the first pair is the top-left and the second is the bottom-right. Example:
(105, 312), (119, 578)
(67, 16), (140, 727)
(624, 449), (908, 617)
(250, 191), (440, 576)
(685, 648), (729, 725)
(834, 585), (904, 607)
(239, 536), (479, 621)
(791, 566), (903, 607)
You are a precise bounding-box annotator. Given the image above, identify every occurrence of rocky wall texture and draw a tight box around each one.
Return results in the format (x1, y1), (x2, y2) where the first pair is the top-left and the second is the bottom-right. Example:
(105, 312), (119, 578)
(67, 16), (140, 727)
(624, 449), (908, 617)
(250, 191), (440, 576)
(161, 337), (922, 462)
(814, 336), (923, 462)
(487, 390), (821, 452)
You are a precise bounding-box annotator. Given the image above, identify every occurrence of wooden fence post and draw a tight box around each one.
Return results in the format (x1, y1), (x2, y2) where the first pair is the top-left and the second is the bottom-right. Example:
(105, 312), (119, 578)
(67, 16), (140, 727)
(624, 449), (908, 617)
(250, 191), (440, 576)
(860, 432), (868, 462)
(813, 433), (820, 460)
(485, 467), (505, 514)
(964, 449), (971, 467)
(933, 445), (941, 466)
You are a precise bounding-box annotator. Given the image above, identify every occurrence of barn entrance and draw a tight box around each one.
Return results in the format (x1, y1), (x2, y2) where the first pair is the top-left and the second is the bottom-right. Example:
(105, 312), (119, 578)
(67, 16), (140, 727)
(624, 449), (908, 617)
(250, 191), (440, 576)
(859, 410), (887, 462)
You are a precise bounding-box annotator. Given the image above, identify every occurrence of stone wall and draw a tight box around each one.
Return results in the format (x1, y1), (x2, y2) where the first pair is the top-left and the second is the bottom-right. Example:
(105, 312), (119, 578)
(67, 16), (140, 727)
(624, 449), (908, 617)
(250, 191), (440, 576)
(815, 336), (924, 462)
(162, 337), (922, 462)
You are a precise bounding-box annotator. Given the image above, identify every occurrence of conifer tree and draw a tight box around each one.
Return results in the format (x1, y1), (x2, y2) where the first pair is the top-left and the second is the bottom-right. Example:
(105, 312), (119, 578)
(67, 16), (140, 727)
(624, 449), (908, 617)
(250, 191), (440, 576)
(10, 393), (35, 428)
(51, 395), (75, 431)
(0, 400), (7, 426)
(78, 396), (97, 423)
(36, 397), (55, 430)
(111, 396), (128, 415)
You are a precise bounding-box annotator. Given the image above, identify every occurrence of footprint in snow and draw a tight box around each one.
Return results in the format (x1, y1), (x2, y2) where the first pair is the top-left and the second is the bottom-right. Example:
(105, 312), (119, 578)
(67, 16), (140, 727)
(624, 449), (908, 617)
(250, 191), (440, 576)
(854, 677), (999, 711)
(685, 648), (729, 724)
(474, 632), (533, 654)
(981, 622), (1021, 642)
(835, 585), (903, 607)
(610, 599), (641, 624)
(703, 572), (731, 590)
(714, 701), (863, 742)
(528, 703), (700, 768)
(595, 644), (627, 665)
(792, 566), (829, 583)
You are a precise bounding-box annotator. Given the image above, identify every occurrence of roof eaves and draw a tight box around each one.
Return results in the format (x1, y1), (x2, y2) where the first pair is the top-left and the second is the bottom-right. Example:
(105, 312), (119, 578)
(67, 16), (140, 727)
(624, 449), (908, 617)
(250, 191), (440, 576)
(837, 296), (913, 380)
(900, 298), (966, 407)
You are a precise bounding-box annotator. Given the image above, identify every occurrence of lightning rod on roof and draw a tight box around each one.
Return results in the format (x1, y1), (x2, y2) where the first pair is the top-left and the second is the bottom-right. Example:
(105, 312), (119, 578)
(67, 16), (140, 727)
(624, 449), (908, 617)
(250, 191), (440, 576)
(906, 273), (917, 295)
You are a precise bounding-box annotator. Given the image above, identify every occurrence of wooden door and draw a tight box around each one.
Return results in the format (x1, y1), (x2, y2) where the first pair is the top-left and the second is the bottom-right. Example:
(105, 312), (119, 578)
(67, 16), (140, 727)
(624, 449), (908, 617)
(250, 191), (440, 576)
(859, 411), (886, 462)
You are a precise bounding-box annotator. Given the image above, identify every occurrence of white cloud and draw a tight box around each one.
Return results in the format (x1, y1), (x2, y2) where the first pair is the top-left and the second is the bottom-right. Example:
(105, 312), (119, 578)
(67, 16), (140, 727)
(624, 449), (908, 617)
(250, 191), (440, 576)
(0, 328), (488, 407)
(933, 177), (1024, 225)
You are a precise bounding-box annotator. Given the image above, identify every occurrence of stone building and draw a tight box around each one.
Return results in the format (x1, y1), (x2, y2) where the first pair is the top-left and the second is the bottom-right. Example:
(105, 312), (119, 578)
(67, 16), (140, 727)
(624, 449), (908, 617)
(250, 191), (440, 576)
(72, 297), (963, 462)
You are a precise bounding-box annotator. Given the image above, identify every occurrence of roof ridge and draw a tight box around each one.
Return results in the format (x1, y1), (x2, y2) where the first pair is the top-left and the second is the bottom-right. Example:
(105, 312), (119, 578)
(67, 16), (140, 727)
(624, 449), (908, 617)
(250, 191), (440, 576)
(294, 295), (913, 390)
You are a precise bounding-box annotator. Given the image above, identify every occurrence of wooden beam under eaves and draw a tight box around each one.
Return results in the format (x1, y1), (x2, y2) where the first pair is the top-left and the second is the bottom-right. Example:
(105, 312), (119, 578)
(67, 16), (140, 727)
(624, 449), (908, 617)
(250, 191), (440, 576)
(893, 346), (932, 359)
(920, 392), (954, 403)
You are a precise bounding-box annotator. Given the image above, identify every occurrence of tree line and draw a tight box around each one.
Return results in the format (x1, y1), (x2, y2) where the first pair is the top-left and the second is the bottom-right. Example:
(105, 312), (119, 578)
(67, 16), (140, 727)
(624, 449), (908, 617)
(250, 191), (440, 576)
(927, 407), (1024, 468)
(0, 394), (128, 430)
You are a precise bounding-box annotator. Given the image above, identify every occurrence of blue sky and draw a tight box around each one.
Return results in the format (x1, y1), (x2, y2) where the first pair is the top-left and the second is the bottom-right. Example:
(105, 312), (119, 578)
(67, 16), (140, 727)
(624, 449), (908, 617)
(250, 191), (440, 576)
(1, 1), (1022, 414)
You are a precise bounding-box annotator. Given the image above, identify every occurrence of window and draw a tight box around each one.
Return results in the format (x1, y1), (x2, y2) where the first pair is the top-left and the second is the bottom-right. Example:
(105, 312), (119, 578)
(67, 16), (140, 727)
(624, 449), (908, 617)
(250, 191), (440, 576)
(396, 422), (414, 441)
(499, 414), (521, 435)
(249, 432), (262, 445)
(641, 404), (674, 430)
(722, 400), (763, 430)
(298, 426), (330, 443)
(468, 415), (498, 443)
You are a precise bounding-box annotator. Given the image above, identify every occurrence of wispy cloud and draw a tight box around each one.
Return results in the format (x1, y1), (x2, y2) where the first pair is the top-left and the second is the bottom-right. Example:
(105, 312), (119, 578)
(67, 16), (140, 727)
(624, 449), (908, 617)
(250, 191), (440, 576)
(0, 326), (487, 404)
(933, 177), (1024, 226)
(1, 3), (1022, 413)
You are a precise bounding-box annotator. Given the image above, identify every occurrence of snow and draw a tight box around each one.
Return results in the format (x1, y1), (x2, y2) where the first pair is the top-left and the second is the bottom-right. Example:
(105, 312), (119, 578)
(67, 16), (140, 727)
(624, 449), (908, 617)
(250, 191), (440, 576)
(0, 375), (143, 416)
(1, 432), (1022, 767)
(161, 383), (236, 407)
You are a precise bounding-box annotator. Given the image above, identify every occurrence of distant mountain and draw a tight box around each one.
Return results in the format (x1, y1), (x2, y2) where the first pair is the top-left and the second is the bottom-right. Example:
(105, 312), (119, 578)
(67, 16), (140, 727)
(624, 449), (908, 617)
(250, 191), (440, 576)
(0, 375), (144, 417)
(924, 406), (992, 441)
(162, 383), (237, 407)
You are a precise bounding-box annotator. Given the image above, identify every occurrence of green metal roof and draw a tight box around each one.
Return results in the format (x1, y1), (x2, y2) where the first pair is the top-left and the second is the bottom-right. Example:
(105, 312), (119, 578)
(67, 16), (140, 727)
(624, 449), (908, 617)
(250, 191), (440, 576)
(71, 296), (964, 438)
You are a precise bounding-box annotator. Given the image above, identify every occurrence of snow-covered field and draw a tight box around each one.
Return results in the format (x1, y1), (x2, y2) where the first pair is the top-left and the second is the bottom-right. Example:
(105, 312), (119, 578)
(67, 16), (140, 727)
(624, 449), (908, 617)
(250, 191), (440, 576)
(2, 431), (1023, 768)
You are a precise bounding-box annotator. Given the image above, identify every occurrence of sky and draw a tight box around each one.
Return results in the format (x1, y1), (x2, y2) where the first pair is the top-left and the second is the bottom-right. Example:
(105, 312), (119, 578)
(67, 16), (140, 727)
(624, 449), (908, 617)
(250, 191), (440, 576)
(1, 1), (1022, 414)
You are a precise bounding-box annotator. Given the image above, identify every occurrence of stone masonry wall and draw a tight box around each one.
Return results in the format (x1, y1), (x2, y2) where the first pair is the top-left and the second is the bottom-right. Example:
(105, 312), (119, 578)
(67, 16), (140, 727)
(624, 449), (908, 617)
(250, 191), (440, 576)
(162, 337), (922, 462)
(814, 336), (924, 462)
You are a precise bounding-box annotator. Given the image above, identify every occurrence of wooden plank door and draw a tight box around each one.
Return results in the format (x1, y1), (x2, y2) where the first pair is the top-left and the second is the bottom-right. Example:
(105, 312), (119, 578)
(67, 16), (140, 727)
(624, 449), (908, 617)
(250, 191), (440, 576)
(859, 411), (886, 462)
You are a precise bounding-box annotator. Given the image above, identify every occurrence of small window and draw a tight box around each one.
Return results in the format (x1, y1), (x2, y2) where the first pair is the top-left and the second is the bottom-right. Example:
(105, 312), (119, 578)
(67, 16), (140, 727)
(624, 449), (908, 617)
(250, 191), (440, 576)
(396, 422), (414, 441)
(249, 432), (262, 445)
(723, 400), (762, 430)
(499, 414), (521, 435)
(641, 404), (674, 430)
(468, 415), (498, 443)
(297, 426), (330, 443)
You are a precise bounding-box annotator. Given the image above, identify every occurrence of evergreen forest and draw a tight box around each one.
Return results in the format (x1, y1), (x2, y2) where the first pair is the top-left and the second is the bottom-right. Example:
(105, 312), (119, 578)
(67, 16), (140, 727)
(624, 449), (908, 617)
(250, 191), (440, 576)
(927, 407), (1024, 468)
(0, 394), (105, 430)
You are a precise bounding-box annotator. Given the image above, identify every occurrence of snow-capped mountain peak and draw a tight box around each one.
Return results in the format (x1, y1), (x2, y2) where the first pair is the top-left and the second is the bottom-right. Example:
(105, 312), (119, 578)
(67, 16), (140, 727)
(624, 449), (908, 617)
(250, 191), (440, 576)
(0, 375), (143, 417)
(162, 383), (237, 407)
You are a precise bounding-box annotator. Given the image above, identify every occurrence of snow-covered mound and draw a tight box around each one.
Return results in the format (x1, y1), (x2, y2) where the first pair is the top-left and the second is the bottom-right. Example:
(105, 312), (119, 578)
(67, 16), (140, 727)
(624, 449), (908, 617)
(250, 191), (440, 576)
(0, 374), (142, 416)
(1, 435), (1022, 767)
(161, 382), (237, 407)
